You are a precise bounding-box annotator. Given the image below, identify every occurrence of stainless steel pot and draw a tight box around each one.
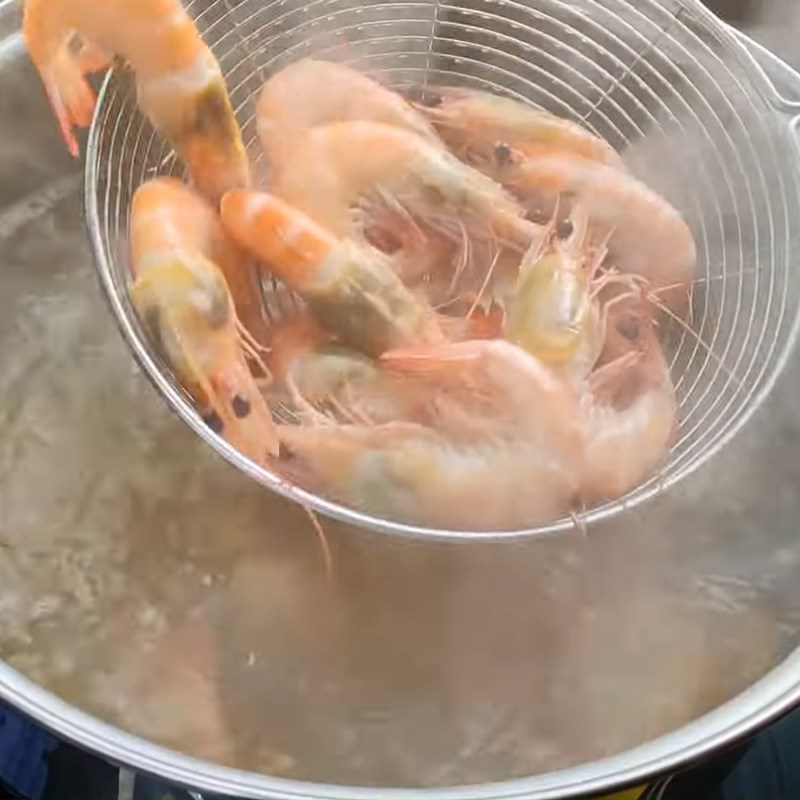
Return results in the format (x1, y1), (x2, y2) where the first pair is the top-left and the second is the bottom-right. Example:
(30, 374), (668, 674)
(2, 0), (800, 797)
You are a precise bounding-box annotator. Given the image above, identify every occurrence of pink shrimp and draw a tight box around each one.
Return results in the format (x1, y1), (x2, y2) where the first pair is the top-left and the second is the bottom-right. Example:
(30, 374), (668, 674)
(23, 0), (249, 201)
(505, 206), (608, 382)
(132, 178), (268, 346)
(479, 149), (697, 310)
(266, 312), (433, 426)
(130, 180), (279, 465)
(581, 295), (678, 503)
(273, 120), (540, 251)
(220, 188), (443, 356)
(420, 87), (625, 170)
(281, 341), (585, 529)
(257, 59), (438, 172)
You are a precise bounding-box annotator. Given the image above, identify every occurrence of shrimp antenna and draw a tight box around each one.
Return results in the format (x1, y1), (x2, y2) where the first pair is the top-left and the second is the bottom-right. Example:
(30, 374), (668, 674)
(236, 316), (270, 354)
(467, 246), (502, 319)
(644, 289), (744, 392)
(286, 374), (333, 427)
(238, 336), (272, 381)
(447, 219), (471, 298)
(302, 504), (335, 585)
(235, 317), (273, 382)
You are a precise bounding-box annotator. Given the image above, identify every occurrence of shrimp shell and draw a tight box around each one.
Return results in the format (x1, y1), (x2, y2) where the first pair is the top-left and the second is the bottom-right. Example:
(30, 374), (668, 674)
(274, 120), (540, 251)
(23, 0), (249, 201)
(422, 87), (625, 170)
(257, 59), (438, 171)
(493, 152), (697, 309)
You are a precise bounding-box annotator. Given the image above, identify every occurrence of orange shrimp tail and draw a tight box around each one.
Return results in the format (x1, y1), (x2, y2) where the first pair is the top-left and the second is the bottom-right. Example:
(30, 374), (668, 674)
(221, 190), (336, 291)
(23, 0), (111, 160)
(42, 49), (99, 158)
(208, 358), (280, 463)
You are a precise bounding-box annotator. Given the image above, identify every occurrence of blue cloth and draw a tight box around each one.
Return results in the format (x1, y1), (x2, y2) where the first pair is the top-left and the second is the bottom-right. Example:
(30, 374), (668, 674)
(0, 701), (57, 799)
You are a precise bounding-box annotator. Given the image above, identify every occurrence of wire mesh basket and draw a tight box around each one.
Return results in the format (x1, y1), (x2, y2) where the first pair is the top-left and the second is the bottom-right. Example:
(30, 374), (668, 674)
(86, 0), (800, 539)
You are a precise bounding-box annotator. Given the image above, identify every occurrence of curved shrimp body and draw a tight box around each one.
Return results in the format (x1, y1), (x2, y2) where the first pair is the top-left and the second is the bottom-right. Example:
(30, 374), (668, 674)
(422, 88), (624, 170)
(221, 189), (442, 357)
(273, 121), (539, 251)
(581, 301), (677, 502)
(132, 178), (268, 344)
(489, 152), (697, 309)
(280, 422), (579, 530)
(505, 208), (605, 380)
(265, 312), (419, 424)
(257, 59), (437, 171)
(380, 340), (585, 457)
(23, 0), (249, 201)
(282, 340), (584, 528)
(130, 184), (278, 464)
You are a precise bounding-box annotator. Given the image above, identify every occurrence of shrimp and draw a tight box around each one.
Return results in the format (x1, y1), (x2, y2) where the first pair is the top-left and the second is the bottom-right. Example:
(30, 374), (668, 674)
(221, 189), (443, 357)
(130, 184), (279, 464)
(257, 59), (437, 171)
(281, 342), (585, 529)
(380, 339), (584, 448)
(505, 207), (608, 382)
(23, 0), (249, 201)
(132, 178), (269, 346)
(479, 150), (697, 310)
(363, 202), (521, 313)
(420, 87), (625, 170)
(273, 121), (540, 251)
(267, 312), (431, 426)
(581, 295), (677, 503)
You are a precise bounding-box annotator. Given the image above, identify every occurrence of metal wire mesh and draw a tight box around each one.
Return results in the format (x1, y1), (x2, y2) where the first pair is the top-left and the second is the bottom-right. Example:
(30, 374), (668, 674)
(86, 0), (800, 538)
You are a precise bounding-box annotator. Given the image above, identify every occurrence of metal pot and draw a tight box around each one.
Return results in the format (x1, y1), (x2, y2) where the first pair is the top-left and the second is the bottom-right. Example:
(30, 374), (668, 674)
(1, 0), (800, 797)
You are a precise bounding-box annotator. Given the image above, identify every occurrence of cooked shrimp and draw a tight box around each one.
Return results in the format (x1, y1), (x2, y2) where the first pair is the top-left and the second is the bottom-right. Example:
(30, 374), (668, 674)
(132, 178), (268, 346)
(257, 59), (437, 171)
(481, 150), (697, 309)
(505, 207), (607, 382)
(23, 0), (249, 201)
(221, 189), (443, 357)
(273, 121), (540, 251)
(282, 342), (584, 529)
(381, 339), (584, 453)
(421, 87), (624, 170)
(267, 312), (430, 426)
(581, 297), (677, 503)
(364, 204), (521, 313)
(131, 185), (278, 464)
(281, 422), (579, 530)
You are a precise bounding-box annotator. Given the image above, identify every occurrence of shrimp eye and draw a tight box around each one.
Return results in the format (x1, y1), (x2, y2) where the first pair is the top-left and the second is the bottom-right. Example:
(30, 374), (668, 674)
(203, 411), (224, 434)
(618, 319), (640, 342)
(232, 394), (252, 419)
(494, 142), (513, 165)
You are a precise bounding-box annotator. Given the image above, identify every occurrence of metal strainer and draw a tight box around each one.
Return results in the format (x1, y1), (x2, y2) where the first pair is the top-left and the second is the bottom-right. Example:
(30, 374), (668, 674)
(85, 0), (800, 539)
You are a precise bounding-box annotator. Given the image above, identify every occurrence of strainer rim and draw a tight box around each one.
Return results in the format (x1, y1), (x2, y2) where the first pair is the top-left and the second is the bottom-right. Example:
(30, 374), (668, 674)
(84, 0), (800, 543)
